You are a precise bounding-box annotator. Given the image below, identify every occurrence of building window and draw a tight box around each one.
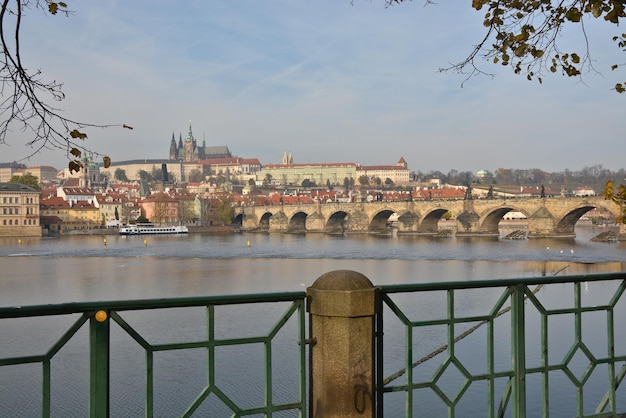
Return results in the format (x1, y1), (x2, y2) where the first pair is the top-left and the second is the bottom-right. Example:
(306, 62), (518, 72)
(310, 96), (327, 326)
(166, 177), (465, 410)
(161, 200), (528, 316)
(8, 219), (12, 225)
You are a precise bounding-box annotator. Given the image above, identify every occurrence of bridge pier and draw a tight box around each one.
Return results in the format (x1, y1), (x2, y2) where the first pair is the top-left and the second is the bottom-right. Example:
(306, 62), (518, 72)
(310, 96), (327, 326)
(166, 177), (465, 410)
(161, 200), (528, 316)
(269, 211), (289, 232)
(305, 212), (326, 233)
(455, 210), (482, 236)
(241, 210), (259, 231)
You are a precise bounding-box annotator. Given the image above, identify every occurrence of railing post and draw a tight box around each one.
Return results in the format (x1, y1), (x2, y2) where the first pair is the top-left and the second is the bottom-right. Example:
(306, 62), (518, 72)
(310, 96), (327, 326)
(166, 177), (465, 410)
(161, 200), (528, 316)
(90, 310), (110, 418)
(307, 270), (376, 418)
(511, 284), (526, 418)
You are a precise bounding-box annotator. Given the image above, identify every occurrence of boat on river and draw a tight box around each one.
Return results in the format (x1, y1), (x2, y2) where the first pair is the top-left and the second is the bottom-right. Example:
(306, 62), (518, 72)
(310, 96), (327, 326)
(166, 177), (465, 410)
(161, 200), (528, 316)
(119, 224), (189, 235)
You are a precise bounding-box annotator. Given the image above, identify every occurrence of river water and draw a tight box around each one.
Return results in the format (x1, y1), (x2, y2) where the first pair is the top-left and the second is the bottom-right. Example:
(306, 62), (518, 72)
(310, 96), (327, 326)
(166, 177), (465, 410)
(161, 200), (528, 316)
(0, 225), (625, 417)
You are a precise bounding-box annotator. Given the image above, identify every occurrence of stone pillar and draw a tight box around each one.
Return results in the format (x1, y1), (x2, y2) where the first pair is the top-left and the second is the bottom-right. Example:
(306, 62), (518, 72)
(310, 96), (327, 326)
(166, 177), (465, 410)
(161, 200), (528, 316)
(307, 270), (376, 418)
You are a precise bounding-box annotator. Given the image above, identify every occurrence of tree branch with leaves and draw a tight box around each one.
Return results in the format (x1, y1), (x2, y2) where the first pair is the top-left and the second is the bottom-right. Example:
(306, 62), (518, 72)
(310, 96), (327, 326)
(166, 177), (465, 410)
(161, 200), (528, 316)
(390, 0), (626, 91)
(0, 0), (130, 172)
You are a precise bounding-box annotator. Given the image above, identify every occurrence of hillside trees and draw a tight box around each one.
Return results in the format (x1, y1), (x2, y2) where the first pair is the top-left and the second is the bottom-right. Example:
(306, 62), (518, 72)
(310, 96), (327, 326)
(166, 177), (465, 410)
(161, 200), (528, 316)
(114, 168), (129, 182)
(9, 172), (39, 189)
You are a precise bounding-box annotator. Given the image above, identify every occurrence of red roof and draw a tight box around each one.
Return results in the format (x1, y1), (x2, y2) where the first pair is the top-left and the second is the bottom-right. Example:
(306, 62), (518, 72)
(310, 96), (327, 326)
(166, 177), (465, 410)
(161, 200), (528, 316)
(40, 196), (70, 209)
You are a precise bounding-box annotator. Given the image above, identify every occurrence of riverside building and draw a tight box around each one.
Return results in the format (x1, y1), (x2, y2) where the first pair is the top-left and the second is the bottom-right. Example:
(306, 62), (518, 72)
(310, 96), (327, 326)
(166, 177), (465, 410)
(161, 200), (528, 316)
(0, 182), (41, 237)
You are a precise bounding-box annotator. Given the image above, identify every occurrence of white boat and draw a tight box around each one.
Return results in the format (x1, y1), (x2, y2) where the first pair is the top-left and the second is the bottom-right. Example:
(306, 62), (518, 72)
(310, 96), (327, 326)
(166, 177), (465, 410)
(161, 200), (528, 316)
(119, 224), (189, 235)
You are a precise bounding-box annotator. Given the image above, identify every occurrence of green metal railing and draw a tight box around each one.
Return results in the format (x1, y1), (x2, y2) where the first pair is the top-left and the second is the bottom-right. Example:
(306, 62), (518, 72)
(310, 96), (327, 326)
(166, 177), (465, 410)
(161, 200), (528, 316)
(376, 273), (626, 418)
(2, 272), (626, 417)
(0, 292), (307, 417)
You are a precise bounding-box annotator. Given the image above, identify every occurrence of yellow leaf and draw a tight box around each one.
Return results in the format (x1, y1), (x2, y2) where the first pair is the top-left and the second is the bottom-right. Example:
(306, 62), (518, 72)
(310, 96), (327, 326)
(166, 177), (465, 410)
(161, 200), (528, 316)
(70, 147), (81, 158)
(69, 129), (88, 140)
(103, 156), (111, 168)
(48, 2), (58, 14)
(68, 161), (82, 174)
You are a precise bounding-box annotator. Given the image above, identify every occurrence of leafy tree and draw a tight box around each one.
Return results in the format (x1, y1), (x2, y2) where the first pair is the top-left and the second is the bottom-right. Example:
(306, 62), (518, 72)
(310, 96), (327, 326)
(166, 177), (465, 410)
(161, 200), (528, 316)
(135, 215), (150, 224)
(9, 173), (39, 189)
(384, 178), (394, 186)
(114, 168), (129, 182)
(358, 175), (370, 186)
(302, 179), (316, 188)
(216, 195), (233, 225)
(114, 206), (119, 221)
(602, 180), (626, 223)
(187, 169), (204, 183)
(343, 177), (351, 191)
(138, 170), (152, 182)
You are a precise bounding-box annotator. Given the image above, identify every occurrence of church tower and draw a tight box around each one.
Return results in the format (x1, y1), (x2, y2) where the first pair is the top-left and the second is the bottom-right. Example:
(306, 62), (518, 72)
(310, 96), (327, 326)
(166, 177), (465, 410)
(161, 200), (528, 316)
(79, 154), (91, 188)
(184, 122), (195, 162)
(169, 132), (178, 160)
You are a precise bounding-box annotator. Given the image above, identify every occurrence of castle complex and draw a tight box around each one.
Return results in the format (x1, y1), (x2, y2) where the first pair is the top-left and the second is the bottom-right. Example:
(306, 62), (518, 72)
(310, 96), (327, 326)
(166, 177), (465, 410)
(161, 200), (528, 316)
(169, 123), (231, 162)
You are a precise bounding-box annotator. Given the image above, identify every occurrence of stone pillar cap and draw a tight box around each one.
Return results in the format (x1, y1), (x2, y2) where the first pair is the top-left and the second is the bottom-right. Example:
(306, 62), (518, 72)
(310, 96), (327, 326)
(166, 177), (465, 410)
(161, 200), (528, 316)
(307, 270), (375, 317)
(309, 270), (374, 291)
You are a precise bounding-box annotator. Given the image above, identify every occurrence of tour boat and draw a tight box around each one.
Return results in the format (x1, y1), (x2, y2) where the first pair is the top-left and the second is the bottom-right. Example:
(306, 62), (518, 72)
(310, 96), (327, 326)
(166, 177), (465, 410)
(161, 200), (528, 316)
(119, 224), (189, 235)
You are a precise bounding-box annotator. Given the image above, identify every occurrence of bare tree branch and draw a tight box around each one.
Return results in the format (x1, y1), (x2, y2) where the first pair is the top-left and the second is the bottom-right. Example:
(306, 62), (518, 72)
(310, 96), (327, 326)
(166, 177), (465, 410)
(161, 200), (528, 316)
(0, 0), (122, 171)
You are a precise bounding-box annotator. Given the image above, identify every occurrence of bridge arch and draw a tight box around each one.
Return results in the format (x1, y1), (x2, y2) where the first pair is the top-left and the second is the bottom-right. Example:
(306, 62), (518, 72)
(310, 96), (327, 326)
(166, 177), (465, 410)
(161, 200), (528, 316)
(370, 209), (396, 232)
(553, 205), (596, 236)
(479, 207), (527, 234)
(287, 212), (308, 233)
(325, 211), (349, 234)
(259, 212), (272, 231)
(420, 208), (450, 234)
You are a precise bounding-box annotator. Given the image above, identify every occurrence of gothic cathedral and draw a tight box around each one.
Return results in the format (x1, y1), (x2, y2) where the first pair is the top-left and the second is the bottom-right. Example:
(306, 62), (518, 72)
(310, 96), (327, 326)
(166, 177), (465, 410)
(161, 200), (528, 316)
(169, 123), (232, 162)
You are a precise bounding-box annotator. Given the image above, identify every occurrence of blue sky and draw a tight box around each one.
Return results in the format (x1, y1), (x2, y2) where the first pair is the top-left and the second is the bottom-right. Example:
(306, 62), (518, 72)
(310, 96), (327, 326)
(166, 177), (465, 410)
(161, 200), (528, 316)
(2, 0), (624, 174)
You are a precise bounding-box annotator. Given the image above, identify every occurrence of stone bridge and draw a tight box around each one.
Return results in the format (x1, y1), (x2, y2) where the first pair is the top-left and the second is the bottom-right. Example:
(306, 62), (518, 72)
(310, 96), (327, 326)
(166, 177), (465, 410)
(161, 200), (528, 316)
(234, 196), (624, 238)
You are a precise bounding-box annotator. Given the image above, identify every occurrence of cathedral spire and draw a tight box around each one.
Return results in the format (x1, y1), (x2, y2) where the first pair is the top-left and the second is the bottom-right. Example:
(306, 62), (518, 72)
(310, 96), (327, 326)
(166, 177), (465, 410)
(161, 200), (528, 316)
(169, 132), (177, 160)
(186, 121), (193, 142)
